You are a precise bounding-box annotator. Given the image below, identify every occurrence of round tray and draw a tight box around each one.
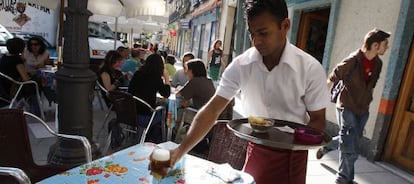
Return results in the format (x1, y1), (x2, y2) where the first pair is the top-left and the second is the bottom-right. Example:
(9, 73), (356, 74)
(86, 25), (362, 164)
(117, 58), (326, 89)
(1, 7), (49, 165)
(227, 119), (331, 150)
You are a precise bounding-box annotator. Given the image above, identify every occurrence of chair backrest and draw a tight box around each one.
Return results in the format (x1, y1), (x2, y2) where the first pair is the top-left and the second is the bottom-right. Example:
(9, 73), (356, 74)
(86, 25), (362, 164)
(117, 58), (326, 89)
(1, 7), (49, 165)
(96, 80), (112, 108)
(0, 72), (45, 120)
(0, 109), (36, 171)
(0, 166), (31, 184)
(107, 90), (164, 144)
(96, 80), (108, 94)
(108, 90), (138, 127)
(208, 120), (248, 170)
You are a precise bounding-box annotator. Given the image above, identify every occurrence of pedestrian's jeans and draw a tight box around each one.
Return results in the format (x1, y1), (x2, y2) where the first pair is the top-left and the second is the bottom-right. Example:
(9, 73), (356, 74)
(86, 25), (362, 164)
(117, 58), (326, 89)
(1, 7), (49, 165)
(322, 108), (368, 183)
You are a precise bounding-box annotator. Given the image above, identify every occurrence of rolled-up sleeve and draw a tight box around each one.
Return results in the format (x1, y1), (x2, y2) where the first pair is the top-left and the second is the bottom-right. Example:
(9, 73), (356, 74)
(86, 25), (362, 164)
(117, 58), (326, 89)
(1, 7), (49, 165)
(216, 61), (241, 100)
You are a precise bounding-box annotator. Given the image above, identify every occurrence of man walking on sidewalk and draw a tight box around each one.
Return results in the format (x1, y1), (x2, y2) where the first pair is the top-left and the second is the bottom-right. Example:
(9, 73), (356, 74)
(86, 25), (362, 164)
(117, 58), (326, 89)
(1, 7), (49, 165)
(317, 28), (390, 184)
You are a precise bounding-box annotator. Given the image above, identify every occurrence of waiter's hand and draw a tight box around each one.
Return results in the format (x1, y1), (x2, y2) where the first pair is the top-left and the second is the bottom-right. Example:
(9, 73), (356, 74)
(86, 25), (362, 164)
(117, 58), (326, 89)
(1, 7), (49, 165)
(169, 147), (184, 168)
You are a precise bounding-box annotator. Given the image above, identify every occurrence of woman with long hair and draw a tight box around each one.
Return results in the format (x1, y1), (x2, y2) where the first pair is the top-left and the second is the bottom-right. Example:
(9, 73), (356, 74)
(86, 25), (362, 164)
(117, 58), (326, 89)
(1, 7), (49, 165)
(207, 39), (223, 81)
(98, 50), (125, 91)
(128, 54), (171, 143)
(98, 50), (125, 106)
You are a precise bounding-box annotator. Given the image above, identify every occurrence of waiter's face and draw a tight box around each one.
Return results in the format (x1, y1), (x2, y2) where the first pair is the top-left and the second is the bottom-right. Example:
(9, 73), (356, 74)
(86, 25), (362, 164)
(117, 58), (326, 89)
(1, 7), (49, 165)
(247, 12), (290, 57)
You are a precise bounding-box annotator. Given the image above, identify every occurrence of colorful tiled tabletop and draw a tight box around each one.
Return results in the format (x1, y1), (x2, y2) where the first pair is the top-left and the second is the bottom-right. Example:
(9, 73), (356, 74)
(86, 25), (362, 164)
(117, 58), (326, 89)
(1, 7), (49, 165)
(38, 143), (255, 184)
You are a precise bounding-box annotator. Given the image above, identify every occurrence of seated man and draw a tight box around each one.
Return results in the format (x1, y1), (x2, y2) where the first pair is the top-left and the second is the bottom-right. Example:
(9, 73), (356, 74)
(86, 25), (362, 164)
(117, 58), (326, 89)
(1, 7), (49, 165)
(171, 52), (195, 87)
(175, 59), (215, 154)
(121, 49), (142, 85)
(176, 59), (215, 109)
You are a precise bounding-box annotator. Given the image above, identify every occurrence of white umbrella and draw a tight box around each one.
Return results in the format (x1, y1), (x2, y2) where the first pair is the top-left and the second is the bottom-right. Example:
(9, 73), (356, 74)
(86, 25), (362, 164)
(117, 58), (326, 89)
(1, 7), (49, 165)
(24, 0), (168, 47)
(89, 14), (167, 33)
(26, 0), (167, 18)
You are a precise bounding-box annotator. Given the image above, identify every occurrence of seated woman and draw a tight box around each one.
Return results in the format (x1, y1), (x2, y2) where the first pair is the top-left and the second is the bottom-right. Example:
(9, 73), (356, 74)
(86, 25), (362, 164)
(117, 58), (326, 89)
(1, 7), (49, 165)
(23, 36), (50, 76)
(128, 54), (171, 143)
(176, 59), (215, 109)
(0, 38), (36, 111)
(23, 36), (54, 103)
(97, 50), (125, 106)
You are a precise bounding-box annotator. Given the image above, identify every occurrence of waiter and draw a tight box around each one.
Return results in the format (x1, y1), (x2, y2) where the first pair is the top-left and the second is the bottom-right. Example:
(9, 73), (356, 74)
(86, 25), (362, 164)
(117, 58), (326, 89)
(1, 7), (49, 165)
(169, 0), (329, 183)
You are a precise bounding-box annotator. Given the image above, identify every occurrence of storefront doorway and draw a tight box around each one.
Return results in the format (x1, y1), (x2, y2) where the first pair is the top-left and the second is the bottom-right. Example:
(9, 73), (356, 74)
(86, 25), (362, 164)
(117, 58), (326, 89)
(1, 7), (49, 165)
(384, 36), (414, 172)
(296, 8), (330, 63)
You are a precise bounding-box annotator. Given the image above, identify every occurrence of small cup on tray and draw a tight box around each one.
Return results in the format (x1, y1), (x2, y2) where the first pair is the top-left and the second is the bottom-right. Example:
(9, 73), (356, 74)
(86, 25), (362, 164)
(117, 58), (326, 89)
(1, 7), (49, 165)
(293, 127), (324, 145)
(248, 116), (275, 133)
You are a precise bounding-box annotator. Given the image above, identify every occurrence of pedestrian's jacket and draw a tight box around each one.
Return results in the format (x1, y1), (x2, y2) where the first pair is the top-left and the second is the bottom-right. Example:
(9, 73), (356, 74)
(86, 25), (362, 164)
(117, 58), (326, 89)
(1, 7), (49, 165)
(329, 49), (382, 115)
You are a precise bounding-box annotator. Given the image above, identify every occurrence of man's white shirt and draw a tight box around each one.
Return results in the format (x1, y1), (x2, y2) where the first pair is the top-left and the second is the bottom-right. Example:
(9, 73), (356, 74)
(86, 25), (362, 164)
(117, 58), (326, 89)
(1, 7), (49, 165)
(216, 43), (329, 124)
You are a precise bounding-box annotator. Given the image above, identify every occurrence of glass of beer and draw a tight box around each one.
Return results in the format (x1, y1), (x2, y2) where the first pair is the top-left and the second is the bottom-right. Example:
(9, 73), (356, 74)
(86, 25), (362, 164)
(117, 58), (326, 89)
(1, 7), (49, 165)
(149, 148), (170, 182)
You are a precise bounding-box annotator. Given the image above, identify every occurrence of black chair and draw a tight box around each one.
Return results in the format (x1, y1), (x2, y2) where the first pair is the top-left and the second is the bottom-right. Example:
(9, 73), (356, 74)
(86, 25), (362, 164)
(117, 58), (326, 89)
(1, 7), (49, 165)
(174, 107), (198, 143)
(95, 81), (114, 138)
(208, 120), (248, 170)
(102, 91), (166, 154)
(0, 167), (31, 184)
(0, 109), (92, 183)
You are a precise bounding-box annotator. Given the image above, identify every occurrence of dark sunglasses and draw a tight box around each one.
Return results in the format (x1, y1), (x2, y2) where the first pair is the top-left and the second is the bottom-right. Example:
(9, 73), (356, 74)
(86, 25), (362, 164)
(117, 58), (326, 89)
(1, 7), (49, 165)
(30, 42), (40, 46)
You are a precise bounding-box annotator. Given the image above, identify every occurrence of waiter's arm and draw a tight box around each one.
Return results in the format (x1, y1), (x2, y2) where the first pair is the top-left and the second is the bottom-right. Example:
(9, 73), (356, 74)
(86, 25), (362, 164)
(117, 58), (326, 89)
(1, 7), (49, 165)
(307, 109), (326, 131)
(170, 95), (229, 166)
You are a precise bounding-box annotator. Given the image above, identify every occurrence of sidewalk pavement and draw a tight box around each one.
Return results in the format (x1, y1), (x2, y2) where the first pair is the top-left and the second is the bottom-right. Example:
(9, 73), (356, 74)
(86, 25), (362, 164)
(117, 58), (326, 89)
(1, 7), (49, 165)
(28, 96), (414, 184)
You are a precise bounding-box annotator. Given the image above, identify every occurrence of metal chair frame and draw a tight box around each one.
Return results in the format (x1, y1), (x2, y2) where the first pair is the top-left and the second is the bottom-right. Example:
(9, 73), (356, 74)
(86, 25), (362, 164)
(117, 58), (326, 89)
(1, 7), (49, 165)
(102, 91), (166, 154)
(0, 166), (31, 184)
(95, 81), (114, 138)
(24, 111), (92, 163)
(0, 72), (45, 120)
(174, 107), (198, 142)
(0, 109), (92, 183)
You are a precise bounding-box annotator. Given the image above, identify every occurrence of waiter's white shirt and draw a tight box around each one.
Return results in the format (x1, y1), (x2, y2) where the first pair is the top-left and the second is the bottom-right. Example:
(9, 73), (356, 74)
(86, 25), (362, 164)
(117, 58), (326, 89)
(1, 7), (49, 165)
(216, 43), (329, 124)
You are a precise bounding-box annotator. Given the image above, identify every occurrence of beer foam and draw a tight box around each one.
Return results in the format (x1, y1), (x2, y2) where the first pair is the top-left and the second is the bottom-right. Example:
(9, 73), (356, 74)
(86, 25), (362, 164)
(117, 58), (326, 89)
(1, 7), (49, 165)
(152, 148), (170, 161)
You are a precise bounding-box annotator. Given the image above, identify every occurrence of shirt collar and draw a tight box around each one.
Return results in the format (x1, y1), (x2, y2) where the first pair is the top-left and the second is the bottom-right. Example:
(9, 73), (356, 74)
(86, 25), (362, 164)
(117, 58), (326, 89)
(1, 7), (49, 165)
(239, 43), (299, 72)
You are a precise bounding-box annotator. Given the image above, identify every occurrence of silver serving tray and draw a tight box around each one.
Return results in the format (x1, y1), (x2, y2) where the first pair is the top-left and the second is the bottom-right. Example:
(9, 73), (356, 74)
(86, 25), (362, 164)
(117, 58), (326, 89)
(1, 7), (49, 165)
(227, 119), (331, 150)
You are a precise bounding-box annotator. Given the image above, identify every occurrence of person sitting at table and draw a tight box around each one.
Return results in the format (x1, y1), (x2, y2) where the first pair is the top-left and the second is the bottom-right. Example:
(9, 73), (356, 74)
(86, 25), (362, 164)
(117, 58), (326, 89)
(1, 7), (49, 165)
(165, 54), (176, 79)
(175, 59), (216, 155)
(117, 46), (130, 63)
(121, 49), (142, 85)
(98, 50), (125, 106)
(128, 53), (171, 143)
(176, 59), (215, 109)
(171, 52), (195, 87)
(0, 38), (38, 113)
(23, 36), (50, 76)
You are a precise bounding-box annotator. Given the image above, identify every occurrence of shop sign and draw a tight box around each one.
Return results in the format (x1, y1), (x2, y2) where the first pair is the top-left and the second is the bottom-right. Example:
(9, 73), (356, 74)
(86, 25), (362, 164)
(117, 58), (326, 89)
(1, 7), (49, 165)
(179, 19), (191, 29)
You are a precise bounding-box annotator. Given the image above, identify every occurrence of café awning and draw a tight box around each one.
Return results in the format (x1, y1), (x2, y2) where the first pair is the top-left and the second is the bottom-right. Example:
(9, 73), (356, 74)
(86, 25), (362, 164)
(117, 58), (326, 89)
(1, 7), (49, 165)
(25, 0), (167, 18)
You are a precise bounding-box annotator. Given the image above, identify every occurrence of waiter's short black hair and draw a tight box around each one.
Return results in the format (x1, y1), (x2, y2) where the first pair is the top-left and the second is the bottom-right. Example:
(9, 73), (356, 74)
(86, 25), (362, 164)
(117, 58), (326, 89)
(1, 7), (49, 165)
(244, 0), (288, 27)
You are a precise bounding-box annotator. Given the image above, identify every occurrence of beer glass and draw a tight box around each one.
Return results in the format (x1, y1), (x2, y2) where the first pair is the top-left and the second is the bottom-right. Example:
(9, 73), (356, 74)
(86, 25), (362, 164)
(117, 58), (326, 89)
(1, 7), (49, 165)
(149, 148), (170, 182)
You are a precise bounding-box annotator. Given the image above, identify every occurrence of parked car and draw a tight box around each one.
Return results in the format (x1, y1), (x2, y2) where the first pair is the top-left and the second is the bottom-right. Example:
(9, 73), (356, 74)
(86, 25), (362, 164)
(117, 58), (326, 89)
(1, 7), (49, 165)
(0, 24), (14, 57)
(11, 32), (57, 60)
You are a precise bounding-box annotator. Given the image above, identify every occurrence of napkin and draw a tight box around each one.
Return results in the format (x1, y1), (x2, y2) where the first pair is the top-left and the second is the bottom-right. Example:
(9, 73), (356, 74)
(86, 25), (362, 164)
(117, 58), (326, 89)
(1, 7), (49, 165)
(275, 125), (295, 134)
(207, 163), (241, 183)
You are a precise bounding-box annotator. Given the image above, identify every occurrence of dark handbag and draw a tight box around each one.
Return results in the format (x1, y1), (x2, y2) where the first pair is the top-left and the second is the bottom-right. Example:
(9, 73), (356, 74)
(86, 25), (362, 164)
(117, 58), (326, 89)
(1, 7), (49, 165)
(330, 80), (343, 103)
(330, 62), (358, 103)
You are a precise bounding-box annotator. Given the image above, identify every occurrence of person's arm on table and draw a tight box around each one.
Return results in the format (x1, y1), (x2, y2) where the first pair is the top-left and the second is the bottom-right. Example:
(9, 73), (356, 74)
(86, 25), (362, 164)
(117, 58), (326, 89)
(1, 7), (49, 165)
(175, 92), (190, 108)
(307, 109), (326, 131)
(170, 95), (229, 166)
